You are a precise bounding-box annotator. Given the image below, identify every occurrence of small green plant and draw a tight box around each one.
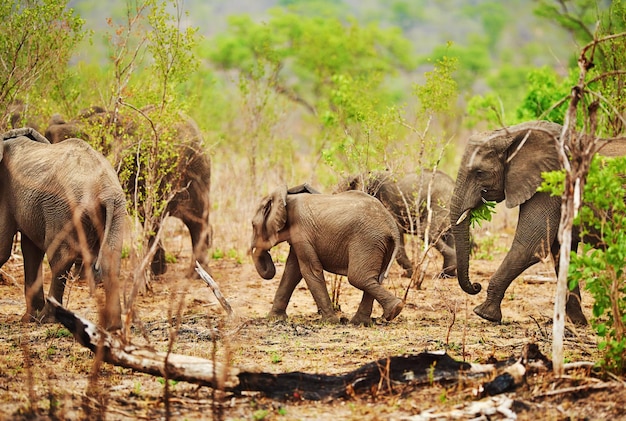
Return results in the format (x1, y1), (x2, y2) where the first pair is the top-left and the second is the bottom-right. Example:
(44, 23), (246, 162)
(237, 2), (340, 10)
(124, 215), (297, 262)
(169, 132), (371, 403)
(46, 345), (57, 358)
(157, 377), (178, 387)
(121, 245), (130, 259)
(428, 361), (436, 385)
(45, 327), (72, 339)
(252, 409), (270, 421)
(269, 351), (282, 364)
(212, 248), (225, 259)
(165, 253), (177, 264)
(132, 381), (142, 397)
(438, 389), (448, 403)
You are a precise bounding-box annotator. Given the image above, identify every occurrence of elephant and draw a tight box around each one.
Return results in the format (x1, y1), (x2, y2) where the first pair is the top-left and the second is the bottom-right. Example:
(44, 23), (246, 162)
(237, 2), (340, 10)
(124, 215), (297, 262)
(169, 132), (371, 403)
(251, 185), (404, 326)
(44, 107), (211, 277)
(0, 127), (126, 330)
(450, 120), (626, 325)
(338, 169), (456, 278)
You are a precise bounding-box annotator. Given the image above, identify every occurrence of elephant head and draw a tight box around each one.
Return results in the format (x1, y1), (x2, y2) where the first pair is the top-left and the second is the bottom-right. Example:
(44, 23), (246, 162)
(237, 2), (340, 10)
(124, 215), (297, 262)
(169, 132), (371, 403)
(250, 185), (288, 279)
(451, 120), (563, 296)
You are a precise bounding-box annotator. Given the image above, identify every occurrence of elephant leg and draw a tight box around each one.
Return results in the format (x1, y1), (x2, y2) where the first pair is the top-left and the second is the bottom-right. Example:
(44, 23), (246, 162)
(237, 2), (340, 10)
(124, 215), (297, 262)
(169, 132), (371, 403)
(268, 248), (302, 320)
(394, 231), (414, 278)
(100, 254), (123, 331)
(475, 197), (560, 323)
(435, 234), (457, 278)
(183, 217), (211, 278)
(350, 291), (376, 326)
(551, 238), (588, 326)
(40, 245), (75, 324)
(20, 235), (45, 323)
(148, 230), (167, 275)
(348, 264), (403, 324)
(296, 248), (340, 323)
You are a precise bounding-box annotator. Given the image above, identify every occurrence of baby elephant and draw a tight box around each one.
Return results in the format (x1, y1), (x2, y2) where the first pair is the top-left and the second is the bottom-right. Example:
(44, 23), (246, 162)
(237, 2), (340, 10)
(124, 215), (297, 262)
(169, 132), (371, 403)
(251, 185), (404, 326)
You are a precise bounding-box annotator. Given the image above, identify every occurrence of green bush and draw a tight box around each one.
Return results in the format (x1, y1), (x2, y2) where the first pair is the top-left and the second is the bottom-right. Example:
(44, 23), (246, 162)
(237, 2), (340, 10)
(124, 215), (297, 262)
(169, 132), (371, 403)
(541, 155), (626, 374)
(570, 156), (626, 374)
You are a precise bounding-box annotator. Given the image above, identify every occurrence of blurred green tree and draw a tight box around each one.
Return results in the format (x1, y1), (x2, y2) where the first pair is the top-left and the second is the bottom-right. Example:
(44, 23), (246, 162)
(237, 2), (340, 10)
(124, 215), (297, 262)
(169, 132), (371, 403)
(0, 0), (84, 128)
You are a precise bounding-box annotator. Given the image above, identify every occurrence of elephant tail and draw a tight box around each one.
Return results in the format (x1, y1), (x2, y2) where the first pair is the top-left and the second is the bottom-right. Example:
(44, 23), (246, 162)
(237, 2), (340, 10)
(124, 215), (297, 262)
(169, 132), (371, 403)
(379, 235), (398, 283)
(95, 197), (124, 274)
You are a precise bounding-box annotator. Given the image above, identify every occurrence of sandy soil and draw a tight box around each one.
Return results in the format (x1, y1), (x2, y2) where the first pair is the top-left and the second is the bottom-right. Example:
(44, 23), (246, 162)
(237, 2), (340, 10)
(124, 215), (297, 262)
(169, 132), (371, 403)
(0, 219), (624, 421)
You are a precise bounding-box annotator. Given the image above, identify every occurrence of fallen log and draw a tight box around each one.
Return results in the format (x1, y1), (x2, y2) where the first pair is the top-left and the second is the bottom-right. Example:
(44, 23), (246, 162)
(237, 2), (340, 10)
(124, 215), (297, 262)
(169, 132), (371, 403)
(48, 297), (240, 389)
(48, 297), (552, 401)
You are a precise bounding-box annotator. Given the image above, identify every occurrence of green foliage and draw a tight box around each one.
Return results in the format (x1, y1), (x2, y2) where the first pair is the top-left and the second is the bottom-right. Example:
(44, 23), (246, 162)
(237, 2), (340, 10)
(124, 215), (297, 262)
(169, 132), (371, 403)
(461, 1), (509, 53)
(541, 156), (626, 374)
(569, 156), (626, 374)
(0, 0), (84, 125)
(208, 9), (416, 185)
(466, 64), (539, 127)
(415, 54), (458, 116)
(469, 201), (496, 228)
(533, 0), (626, 136)
(534, 0), (608, 46)
(427, 40), (491, 92)
(516, 66), (574, 124)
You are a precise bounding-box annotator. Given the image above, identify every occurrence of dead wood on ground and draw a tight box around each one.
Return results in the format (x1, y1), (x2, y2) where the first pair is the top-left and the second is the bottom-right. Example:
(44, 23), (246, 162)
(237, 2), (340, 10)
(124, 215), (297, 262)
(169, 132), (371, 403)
(49, 297), (608, 402)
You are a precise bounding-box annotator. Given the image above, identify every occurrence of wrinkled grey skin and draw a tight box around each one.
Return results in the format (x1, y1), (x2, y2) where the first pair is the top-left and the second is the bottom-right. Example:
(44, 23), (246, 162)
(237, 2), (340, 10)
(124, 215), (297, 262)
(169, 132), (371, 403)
(339, 170), (456, 278)
(251, 186), (404, 326)
(450, 120), (626, 325)
(0, 128), (125, 330)
(45, 108), (211, 277)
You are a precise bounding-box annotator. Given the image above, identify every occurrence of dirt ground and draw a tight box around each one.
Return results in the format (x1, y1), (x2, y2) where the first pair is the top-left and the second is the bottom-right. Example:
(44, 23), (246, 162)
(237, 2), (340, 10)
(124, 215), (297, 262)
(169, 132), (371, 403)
(1, 217), (625, 421)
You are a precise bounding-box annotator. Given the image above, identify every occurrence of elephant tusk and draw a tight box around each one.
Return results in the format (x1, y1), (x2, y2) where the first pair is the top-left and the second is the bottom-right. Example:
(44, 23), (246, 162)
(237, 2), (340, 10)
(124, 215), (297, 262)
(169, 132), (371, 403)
(456, 209), (472, 225)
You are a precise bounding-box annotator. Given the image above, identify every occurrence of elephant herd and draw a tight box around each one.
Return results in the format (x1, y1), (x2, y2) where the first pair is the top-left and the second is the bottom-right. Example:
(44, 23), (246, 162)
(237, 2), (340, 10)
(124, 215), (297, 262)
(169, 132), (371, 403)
(2, 116), (625, 330)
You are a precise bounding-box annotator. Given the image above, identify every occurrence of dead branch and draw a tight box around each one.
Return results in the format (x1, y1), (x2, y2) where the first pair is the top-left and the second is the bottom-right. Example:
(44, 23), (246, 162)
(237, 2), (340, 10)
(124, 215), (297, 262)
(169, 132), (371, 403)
(196, 261), (234, 317)
(47, 296), (240, 390)
(533, 381), (620, 399)
(49, 298), (570, 402)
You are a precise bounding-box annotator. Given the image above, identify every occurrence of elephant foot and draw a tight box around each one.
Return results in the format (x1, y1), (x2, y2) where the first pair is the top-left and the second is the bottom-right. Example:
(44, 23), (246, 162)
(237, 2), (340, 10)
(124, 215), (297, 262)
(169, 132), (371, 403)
(150, 248), (167, 275)
(349, 313), (374, 326)
(440, 266), (457, 278)
(21, 312), (39, 323)
(21, 307), (56, 324)
(382, 298), (404, 322)
(267, 309), (288, 321)
(474, 301), (502, 323)
(566, 303), (588, 326)
(320, 313), (341, 324)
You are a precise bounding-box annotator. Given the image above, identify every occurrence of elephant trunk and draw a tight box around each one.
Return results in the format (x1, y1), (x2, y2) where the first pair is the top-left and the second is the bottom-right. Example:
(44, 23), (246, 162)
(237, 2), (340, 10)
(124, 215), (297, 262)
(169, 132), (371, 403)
(252, 247), (276, 280)
(451, 185), (482, 295)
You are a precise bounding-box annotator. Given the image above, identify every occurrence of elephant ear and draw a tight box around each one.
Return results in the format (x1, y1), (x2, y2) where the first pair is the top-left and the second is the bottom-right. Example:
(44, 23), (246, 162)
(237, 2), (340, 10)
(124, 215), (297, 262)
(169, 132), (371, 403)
(255, 185), (288, 246)
(1, 127), (50, 144)
(503, 121), (563, 208)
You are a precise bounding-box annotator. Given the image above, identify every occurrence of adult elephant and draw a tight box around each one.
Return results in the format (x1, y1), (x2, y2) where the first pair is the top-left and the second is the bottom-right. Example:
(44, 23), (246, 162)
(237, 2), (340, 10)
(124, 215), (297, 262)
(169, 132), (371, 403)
(251, 184), (404, 326)
(450, 120), (626, 325)
(339, 169), (456, 278)
(0, 128), (125, 330)
(45, 107), (211, 277)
